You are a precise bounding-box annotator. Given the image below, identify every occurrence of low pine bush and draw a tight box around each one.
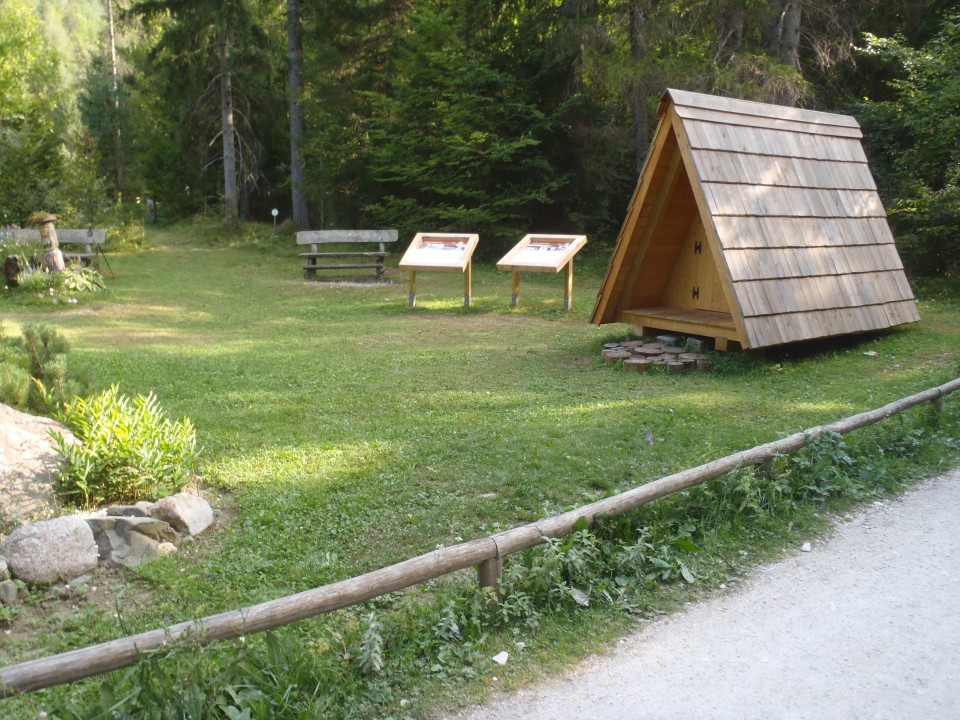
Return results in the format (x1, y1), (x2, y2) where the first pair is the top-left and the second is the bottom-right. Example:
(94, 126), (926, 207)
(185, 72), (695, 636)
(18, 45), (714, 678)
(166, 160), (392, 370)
(0, 322), (85, 412)
(52, 385), (199, 507)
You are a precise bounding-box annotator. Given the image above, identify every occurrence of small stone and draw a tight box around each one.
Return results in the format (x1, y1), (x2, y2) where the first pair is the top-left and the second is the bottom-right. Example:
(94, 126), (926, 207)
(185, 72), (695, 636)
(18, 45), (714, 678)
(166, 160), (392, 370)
(656, 334), (680, 345)
(492, 651), (509, 665)
(151, 493), (214, 536)
(156, 542), (178, 557)
(685, 338), (707, 352)
(68, 574), (92, 587)
(801, 542), (812, 552)
(106, 502), (155, 518)
(0, 579), (18, 605)
(116, 517), (181, 544)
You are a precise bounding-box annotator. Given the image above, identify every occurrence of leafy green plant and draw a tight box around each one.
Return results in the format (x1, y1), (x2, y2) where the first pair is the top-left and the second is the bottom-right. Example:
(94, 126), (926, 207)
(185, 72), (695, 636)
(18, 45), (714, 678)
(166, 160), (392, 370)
(0, 602), (19, 627)
(15, 265), (64, 295)
(359, 612), (385, 675)
(0, 235), (43, 274)
(61, 264), (106, 293)
(52, 385), (199, 507)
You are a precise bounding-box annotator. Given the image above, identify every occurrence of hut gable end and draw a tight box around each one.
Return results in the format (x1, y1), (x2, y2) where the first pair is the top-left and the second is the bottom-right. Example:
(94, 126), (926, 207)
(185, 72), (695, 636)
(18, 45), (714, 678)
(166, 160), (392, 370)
(592, 89), (919, 350)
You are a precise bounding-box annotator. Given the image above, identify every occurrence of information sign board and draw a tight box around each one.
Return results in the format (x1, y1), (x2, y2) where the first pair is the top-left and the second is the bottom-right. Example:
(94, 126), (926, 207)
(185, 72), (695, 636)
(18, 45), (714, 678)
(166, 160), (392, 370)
(496, 234), (587, 273)
(399, 233), (479, 272)
(399, 233), (480, 307)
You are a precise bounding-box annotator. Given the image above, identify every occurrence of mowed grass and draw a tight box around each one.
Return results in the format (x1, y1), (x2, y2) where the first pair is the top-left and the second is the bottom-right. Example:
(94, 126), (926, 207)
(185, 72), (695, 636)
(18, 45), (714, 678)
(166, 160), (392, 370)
(1, 223), (959, 712)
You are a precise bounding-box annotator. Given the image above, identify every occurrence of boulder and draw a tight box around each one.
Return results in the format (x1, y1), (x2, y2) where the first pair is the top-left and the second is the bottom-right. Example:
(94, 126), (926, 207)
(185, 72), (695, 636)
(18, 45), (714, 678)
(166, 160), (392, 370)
(0, 554), (8, 581)
(0, 403), (76, 529)
(0, 516), (98, 585)
(150, 492), (213, 536)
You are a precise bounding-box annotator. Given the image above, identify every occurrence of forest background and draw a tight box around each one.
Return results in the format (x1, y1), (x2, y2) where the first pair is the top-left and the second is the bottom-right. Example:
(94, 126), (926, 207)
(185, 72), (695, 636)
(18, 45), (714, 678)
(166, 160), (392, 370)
(1, 0), (958, 280)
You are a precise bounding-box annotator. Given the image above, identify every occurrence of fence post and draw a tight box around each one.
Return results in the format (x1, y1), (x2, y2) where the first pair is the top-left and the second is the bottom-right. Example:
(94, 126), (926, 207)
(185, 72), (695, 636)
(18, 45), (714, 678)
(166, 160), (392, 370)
(476, 554), (503, 601)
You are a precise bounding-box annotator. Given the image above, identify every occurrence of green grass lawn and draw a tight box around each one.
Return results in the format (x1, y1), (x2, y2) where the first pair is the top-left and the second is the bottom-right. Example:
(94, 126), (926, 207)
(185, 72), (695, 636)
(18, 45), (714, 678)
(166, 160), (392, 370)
(2, 223), (959, 717)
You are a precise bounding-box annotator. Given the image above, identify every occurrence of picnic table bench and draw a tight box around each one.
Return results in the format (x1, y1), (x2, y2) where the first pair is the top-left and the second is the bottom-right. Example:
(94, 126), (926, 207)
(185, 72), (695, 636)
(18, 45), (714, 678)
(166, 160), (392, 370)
(56, 228), (107, 266)
(1, 227), (106, 267)
(296, 229), (398, 279)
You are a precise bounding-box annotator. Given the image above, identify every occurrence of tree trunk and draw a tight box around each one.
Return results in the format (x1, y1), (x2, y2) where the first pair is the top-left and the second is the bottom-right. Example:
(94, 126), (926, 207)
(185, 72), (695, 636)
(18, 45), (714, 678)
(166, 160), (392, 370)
(778, 0), (801, 68)
(287, 0), (310, 229)
(107, 0), (122, 199)
(219, 28), (240, 228)
(629, 0), (650, 175)
(763, 0), (802, 69)
(716, 1), (744, 64)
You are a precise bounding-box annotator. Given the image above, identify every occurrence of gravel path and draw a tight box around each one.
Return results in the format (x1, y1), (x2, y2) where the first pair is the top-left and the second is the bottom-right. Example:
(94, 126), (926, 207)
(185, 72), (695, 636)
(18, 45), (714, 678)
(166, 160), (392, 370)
(445, 467), (960, 720)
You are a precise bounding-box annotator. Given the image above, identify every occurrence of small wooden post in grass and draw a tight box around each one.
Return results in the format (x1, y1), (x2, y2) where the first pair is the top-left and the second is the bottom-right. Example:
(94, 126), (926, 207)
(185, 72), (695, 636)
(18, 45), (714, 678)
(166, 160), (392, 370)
(464, 259), (472, 307)
(408, 270), (417, 308)
(496, 234), (587, 312)
(759, 457), (774, 481)
(476, 555), (503, 600)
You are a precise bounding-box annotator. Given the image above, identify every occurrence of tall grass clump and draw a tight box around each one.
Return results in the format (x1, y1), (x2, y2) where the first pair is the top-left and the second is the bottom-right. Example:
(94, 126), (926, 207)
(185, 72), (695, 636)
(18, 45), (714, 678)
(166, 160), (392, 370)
(52, 385), (199, 507)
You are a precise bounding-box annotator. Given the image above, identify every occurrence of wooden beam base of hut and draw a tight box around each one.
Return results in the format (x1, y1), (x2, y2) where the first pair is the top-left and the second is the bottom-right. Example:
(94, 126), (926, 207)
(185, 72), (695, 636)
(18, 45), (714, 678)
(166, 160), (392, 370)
(622, 306), (742, 352)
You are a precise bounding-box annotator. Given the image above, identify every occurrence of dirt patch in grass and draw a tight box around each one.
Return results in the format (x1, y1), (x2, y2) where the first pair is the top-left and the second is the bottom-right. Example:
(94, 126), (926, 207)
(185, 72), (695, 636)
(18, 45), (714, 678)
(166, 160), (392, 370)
(0, 565), (157, 665)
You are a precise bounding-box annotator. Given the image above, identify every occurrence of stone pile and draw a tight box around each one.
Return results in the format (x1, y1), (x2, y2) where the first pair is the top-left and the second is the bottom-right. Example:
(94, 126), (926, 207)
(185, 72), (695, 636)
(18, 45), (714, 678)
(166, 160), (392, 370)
(0, 492), (214, 606)
(601, 335), (711, 373)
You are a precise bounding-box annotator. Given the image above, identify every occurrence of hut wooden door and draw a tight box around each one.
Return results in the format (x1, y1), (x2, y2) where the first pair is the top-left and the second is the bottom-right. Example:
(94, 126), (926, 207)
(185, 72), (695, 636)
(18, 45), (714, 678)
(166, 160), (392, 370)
(659, 217), (728, 313)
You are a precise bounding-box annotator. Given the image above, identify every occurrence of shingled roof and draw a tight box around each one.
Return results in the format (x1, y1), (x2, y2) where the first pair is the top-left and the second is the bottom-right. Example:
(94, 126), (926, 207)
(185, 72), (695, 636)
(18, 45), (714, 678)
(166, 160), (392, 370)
(591, 88), (920, 349)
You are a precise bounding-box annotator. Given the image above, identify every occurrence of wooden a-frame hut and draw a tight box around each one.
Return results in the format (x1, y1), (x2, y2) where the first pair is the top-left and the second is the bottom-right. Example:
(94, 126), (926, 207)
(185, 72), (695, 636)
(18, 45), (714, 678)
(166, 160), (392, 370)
(591, 89), (920, 350)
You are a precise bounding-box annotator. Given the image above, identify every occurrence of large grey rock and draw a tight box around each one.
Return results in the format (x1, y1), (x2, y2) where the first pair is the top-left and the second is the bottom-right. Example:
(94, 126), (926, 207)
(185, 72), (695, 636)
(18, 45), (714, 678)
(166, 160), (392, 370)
(0, 403), (76, 529)
(150, 492), (213, 536)
(0, 554), (8, 581)
(0, 516), (98, 585)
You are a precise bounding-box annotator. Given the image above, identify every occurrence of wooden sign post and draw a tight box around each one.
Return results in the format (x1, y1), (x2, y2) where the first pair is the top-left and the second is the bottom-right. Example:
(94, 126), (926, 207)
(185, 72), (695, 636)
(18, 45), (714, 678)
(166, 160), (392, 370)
(399, 233), (480, 307)
(497, 234), (587, 311)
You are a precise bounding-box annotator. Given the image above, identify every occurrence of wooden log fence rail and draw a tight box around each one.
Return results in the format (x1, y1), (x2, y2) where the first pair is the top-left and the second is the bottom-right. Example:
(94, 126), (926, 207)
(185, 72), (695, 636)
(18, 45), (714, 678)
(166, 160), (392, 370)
(2, 377), (958, 698)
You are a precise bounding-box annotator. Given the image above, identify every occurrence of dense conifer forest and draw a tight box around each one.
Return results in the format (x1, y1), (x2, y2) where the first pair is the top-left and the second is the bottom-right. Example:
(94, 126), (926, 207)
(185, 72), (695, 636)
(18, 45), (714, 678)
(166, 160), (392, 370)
(2, 0), (958, 275)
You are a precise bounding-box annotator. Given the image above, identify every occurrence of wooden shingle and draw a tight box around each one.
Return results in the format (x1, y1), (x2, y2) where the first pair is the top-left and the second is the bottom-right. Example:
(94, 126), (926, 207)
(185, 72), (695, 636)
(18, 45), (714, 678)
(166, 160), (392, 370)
(592, 88), (920, 349)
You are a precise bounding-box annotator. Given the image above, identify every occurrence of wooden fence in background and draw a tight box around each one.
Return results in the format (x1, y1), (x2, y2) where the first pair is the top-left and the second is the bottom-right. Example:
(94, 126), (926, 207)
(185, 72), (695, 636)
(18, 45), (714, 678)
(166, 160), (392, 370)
(2, 377), (958, 698)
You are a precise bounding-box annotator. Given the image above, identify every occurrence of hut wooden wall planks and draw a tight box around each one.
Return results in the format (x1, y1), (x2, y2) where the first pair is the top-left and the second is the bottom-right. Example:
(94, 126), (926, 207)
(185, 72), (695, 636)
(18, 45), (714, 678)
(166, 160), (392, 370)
(592, 88), (920, 350)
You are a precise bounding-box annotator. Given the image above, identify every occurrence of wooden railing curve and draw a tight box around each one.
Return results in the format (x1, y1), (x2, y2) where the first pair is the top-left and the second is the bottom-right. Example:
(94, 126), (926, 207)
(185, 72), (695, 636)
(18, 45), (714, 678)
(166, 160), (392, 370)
(2, 377), (958, 698)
